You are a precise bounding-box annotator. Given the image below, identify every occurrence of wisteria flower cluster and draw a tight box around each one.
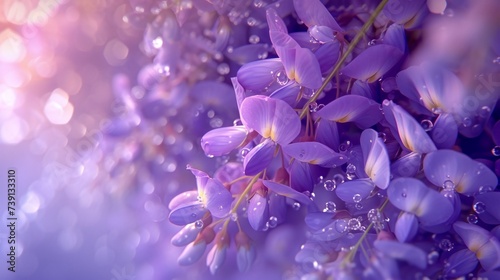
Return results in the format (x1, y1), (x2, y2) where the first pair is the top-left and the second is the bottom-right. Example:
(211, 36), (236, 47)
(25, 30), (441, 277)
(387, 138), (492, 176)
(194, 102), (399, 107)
(106, 0), (500, 279)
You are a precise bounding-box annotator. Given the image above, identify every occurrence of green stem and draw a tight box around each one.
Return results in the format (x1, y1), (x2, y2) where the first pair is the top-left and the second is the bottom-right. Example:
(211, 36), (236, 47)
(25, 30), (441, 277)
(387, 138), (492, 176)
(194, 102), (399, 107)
(299, 0), (390, 119)
(230, 172), (262, 214)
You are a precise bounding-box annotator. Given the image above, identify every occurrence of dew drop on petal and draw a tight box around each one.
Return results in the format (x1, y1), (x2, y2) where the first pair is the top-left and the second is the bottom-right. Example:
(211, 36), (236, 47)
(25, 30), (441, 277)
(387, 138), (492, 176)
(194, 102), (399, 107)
(332, 174), (344, 185)
(335, 219), (348, 233)
(348, 218), (361, 230)
(292, 202), (301, 211)
(442, 180), (455, 190)
(240, 148), (250, 158)
(323, 180), (336, 191)
(230, 213), (238, 222)
(380, 77), (397, 93)
(268, 216), (278, 228)
(352, 194), (362, 203)
(491, 146), (500, 156)
(378, 132), (386, 142)
(479, 106), (491, 118)
(420, 119), (434, 131)
(438, 239), (454, 251)
(324, 201), (336, 213)
(316, 176), (324, 184)
(249, 35), (260, 44)
(338, 141), (352, 153)
(355, 203), (363, 210)
(467, 214), (478, 224)
(275, 70), (289, 86)
(195, 220), (204, 228)
(478, 185), (493, 194)
(427, 251), (439, 265)
(462, 117), (472, 127)
(473, 201), (486, 214)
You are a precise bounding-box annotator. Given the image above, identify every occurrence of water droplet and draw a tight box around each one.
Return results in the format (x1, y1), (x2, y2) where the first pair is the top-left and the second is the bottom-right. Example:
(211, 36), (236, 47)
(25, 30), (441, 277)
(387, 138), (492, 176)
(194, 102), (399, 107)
(275, 70), (289, 86)
(292, 202), (301, 211)
(431, 107), (443, 114)
(324, 201), (336, 213)
(368, 39), (377, 46)
(267, 216), (278, 228)
(332, 174), (345, 185)
(462, 117), (472, 127)
(479, 106), (491, 118)
(367, 209), (383, 223)
(217, 63), (230, 75)
(240, 148), (250, 158)
(355, 203), (363, 210)
(378, 132), (386, 142)
(348, 218), (361, 230)
(230, 212), (238, 222)
(442, 180), (455, 190)
(427, 251), (439, 265)
(323, 180), (336, 191)
(316, 176), (324, 184)
(195, 220), (204, 228)
(438, 239), (454, 251)
(301, 87), (315, 98)
(247, 17), (258, 26)
(420, 119), (434, 131)
(467, 214), (478, 224)
(253, 0), (266, 8)
(473, 201), (486, 214)
(491, 146), (500, 156)
(309, 102), (318, 112)
(401, 192), (407, 198)
(380, 77), (397, 93)
(346, 164), (357, 173)
(335, 219), (348, 233)
(249, 35), (260, 44)
(233, 119), (243, 126)
(338, 141), (352, 153)
(478, 185), (493, 194)
(152, 36), (163, 49)
(352, 194), (362, 203)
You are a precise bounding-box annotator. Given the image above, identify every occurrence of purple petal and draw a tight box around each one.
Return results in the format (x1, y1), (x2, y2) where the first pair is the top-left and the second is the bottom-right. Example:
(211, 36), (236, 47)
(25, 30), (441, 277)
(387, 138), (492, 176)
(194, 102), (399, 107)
(243, 139), (276, 175)
(287, 159), (314, 193)
(394, 212), (418, 242)
(268, 191), (286, 223)
(311, 219), (347, 242)
(187, 165), (210, 194)
(431, 113), (458, 149)
(231, 77), (246, 110)
(168, 190), (199, 210)
(172, 223), (202, 247)
(305, 212), (334, 231)
(361, 129), (390, 189)
(248, 193), (269, 231)
(293, 0), (342, 31)
(309, 26), (336, 43)
(266, 8), (288, 33)
(374, 240), (427, 269)
(240, 95), (301, 144)
(289, 32), (319, 50)
(342, 45), (403, 83)
(263, 180), (313, 206)
(335, 179), (374, 203)
(270, 31), (300, 58)
(454, 222), (500, 271)
(237, 59), (283, 91)
(390, 152), (421, 178)
(169, 201), (208, 226)
(351, 80), (375, 99)
(226, 44), (272, 64)
(178, 241), (207, 266)
(383, 0), (428, 28)
(316, 95), (383, 129)
(445, 249), (478, 278)
(269, 82), (300, 106)
(204, 179), (232, 218)
(388, 177), (453, 226)
(314, 119), (340, 151)
(396, 63), (466, 114)
(293, 47), (323, 89)
(424, 149), (498, 195)
(382, 100), (437, 153)
(475, 192), (500, 223)
(283, 141), (347, 167)
(314, 41), (340, 74)
(201, 126), (248, 157)
(382, 24), (406, 53)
